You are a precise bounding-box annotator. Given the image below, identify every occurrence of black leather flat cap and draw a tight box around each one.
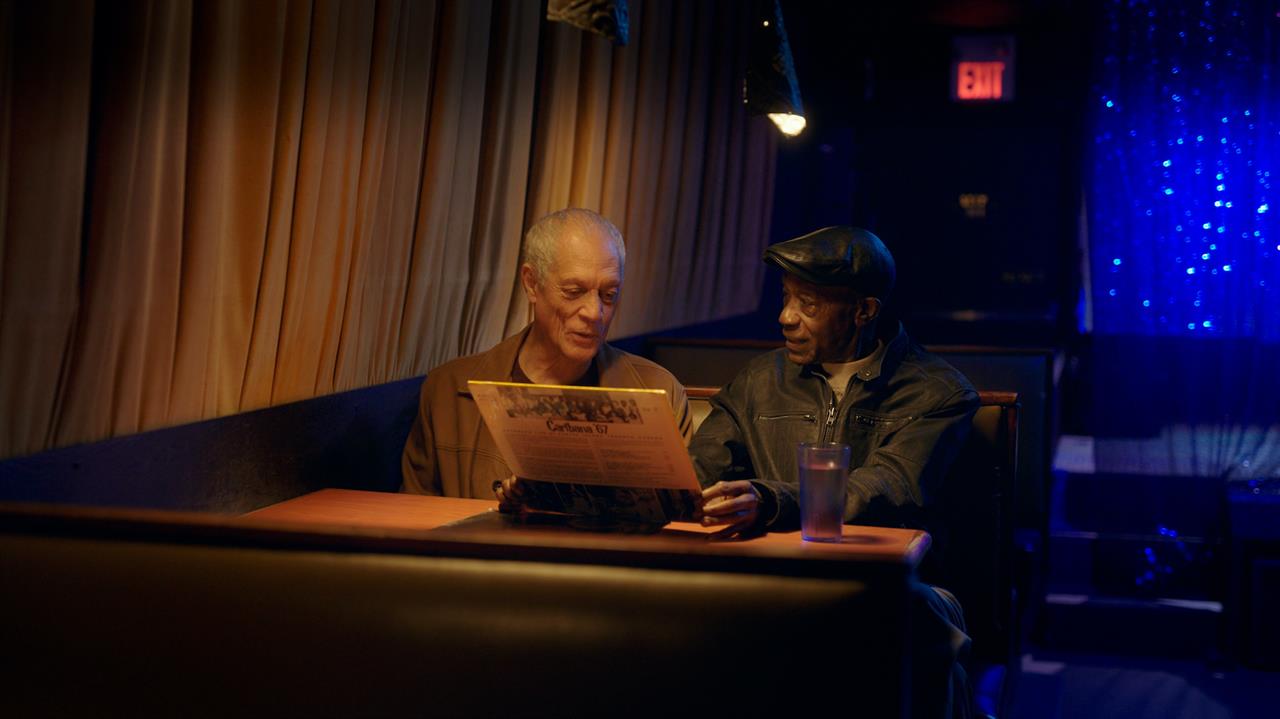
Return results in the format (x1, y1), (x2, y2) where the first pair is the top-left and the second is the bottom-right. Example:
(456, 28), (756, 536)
(763, 226), (896, 298)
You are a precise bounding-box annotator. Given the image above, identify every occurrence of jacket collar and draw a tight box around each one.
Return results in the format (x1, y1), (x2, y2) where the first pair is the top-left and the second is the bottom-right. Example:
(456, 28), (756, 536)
(453, 327), (531, 394)
(800, 321), (909, 385)
(868, 322), (909, 382)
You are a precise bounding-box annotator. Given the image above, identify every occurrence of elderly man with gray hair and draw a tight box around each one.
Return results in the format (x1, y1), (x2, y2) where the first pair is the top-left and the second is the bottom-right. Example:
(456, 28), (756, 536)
(401, 207), (692, 499)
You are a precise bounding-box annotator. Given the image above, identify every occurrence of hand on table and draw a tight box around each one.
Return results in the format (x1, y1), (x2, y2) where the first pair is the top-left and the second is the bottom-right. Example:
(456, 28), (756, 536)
(699, 480), (763, 538)
(494, 476), (526, 513)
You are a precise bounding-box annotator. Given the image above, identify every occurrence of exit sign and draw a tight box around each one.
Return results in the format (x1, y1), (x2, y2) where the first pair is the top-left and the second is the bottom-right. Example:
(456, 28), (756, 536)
(952, 36), (1014, 102)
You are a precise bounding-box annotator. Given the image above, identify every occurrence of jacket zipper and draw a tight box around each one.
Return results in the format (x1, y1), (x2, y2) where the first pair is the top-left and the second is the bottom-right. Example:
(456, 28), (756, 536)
(819, 382), (837, 443)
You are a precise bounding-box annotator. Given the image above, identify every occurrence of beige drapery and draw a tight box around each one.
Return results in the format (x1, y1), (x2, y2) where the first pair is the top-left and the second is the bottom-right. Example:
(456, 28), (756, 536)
(0, 0), (775, 459)
(513, 0), (776, 337)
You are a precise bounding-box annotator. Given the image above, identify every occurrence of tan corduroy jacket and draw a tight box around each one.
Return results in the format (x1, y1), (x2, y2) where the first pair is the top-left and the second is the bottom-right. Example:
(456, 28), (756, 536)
(400, 326), (693, 499)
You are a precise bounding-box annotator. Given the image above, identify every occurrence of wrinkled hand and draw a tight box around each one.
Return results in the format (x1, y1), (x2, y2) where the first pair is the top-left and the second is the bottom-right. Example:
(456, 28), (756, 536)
(699, 480), (762, 538)
(494, 475), (527, 513)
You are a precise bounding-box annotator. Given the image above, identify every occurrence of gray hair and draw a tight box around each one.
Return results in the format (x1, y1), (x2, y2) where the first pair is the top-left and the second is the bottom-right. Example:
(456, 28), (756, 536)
(522, 208), (626, 283)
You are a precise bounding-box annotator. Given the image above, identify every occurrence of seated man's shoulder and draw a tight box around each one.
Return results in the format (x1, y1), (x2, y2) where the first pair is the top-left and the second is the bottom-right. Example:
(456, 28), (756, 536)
(705, 348), (796, 407)
(899, 345), (979, 399)
(602, 345), (682, 390)
(748, 346), (794, 371)
(731, 347), (797, 385)
(424, 350), (479, 383)
(420, 337), (518, 395)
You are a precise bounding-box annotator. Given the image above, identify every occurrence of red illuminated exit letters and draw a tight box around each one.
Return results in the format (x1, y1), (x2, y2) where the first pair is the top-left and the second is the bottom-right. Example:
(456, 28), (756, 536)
(956, 61), (1005, 100)
(951, 36), (1015, 103)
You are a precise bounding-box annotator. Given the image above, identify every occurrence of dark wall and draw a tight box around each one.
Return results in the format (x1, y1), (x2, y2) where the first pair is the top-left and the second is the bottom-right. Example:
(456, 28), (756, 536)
(758, 0), (1089, 347)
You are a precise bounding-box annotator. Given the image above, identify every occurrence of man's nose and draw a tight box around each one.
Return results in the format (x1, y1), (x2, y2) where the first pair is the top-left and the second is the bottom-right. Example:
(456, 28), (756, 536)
(778, 303), (798, 327)
(579, 292), (604, 322)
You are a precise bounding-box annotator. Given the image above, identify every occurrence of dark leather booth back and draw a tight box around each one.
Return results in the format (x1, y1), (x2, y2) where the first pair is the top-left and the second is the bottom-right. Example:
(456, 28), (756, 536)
(1, 530), (908, 716)
(0, 376), (424, 513)
(923, 394), (1020, 667)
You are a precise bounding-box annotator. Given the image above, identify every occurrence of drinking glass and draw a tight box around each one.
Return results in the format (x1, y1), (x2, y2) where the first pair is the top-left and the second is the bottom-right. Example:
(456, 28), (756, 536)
(798, 442), (850, 542)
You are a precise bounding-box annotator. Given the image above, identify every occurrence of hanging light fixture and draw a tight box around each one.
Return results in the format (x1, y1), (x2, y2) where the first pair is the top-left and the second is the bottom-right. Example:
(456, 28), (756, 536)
(744, 0), (805, 136)
(546, 0), (629, 45)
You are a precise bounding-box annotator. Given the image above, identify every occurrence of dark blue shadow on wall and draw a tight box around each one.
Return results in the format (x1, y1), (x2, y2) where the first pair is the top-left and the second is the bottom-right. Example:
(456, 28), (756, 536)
(1082, 334), (1279, 440)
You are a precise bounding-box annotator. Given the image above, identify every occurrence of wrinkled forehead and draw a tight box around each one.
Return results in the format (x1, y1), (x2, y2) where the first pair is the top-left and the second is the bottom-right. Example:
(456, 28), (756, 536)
(549, 226), (623, 280)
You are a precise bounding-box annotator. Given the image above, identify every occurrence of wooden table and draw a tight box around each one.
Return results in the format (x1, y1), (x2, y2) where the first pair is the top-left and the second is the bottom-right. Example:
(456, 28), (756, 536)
(245, 488), (498, 530)
(245, 488), (931, 574)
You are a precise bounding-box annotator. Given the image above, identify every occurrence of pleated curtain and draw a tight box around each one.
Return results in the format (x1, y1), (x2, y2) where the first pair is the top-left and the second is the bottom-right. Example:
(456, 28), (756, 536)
(0, 0), (775, 459)
(512, 0), (776, 337)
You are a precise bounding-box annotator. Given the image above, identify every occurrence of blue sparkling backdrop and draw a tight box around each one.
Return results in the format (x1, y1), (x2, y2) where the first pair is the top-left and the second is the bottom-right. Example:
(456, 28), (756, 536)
(1089, 0), (1279, 341)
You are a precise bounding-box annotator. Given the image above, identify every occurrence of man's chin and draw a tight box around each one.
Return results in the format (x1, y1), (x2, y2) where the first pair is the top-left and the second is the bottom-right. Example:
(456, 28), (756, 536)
(560, 341), (600, 364)
(783, 348), (813, 365)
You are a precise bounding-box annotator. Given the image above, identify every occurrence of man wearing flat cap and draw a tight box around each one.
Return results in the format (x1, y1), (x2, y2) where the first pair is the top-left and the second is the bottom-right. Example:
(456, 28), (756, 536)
(690, 226), (979, 717)
(693, 225), (978, 535)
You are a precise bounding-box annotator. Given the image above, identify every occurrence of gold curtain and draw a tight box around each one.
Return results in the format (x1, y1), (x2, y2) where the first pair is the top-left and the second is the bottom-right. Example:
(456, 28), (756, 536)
(0, 0), (775, 460)
(513, 0), (777, 338)
(0, 0), (97, 458)
(1, 0), (540, 457)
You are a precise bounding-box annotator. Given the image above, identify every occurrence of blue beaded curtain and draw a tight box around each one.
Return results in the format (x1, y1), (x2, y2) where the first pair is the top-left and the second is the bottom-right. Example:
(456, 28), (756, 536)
(1089, 0), (1279, 341)
(1085, 1), (1280, 479)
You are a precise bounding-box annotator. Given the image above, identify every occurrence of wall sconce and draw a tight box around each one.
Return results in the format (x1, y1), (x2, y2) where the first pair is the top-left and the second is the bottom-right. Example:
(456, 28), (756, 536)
(744, 0), (805, 136)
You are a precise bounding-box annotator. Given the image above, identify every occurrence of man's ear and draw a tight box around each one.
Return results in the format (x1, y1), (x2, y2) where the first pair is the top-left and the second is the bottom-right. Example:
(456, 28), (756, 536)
(854, 297), (882, 327)
(520, 264), (539, 303)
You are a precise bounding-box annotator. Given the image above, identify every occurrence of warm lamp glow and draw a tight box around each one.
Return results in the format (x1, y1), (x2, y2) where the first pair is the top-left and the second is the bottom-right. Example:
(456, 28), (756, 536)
(746, 1), (804, 137)
(768, 113), (806, 136)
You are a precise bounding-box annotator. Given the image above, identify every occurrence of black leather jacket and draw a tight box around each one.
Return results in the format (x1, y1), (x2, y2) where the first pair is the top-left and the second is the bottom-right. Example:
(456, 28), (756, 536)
(690, 324), (979, 532)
